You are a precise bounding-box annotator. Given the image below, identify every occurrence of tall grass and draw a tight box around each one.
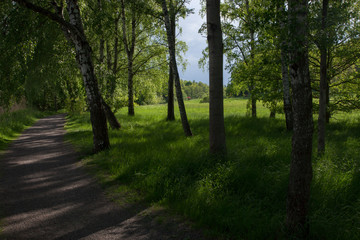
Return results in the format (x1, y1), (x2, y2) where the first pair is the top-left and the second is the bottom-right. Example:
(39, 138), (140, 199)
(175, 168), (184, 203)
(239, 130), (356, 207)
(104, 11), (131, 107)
(0, 108), (48, 151)
(65, 99), (360, 239)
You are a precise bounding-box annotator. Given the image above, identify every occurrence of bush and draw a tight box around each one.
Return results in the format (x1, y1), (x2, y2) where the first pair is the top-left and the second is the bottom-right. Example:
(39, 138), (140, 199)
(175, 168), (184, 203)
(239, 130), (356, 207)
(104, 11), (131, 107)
(200, 96), (209, 103)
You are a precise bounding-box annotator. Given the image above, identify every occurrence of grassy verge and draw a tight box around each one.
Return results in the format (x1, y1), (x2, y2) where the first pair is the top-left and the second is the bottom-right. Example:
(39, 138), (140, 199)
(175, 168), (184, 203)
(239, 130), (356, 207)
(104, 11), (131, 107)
(0, 108), (49, 152)
(65, 99), (360, 239)
(0, 108), (50, 235)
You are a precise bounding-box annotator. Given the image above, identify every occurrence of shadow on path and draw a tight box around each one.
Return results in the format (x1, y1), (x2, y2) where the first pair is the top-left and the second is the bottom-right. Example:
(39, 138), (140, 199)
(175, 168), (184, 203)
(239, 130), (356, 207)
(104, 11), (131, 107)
(0, 114), (204, 240)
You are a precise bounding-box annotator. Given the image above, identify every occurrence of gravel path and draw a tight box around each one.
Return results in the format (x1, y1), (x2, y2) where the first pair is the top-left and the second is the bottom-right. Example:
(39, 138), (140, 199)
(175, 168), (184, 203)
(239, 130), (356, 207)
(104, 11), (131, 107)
(0, 114), (205, 240)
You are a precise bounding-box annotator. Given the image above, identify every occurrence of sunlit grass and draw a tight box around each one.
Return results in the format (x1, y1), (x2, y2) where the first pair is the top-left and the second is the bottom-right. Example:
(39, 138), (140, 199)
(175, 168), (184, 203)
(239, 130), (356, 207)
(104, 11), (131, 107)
(65, 98), (360, 239)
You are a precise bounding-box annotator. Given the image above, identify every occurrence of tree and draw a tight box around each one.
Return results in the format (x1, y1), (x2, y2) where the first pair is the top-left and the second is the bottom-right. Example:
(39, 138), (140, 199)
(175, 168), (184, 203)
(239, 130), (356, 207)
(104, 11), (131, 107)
(317, 0), (329, 155)
(120, 0), (137, 116)
(13, 0), (110, 153)
(221, 0), (260, 117)
(277, 1), (293, 130)
(207, 0), (226, 154)
(160, 0), (192, 137)
(286, 0), (314, 238)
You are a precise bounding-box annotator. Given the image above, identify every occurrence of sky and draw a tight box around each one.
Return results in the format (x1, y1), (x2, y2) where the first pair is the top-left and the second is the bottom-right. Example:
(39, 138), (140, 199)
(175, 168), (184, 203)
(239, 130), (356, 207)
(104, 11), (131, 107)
(178, 0), (231, 85)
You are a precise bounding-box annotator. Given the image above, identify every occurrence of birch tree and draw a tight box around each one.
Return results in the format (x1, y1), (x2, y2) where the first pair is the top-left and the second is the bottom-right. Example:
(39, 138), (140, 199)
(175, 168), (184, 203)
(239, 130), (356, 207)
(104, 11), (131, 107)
(286, 0), (314, 237)
(207, 0), (226, 154)
(160, 0), (192, 137)
(13, 0), (110, 153)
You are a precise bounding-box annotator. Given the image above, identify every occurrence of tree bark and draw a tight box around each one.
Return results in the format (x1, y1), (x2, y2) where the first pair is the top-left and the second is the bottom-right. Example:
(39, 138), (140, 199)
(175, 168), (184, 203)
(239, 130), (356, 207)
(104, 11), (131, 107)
(98, 0), (104, 63)
(278, 3), (293, 131)
(281, 47), (293, 130)
(270, 111), (276, 118)
(22, 0), (111, 152)
(166, 0), (176, 121)
(120, 0), (136, 116)
(62, 0), (109, 153)
(207, 0), (226, 154)
(167, 65), (175, 121)
(326, 81), (330, 123)
(286, 0), (313, 238)
(318, 0), (329, 155)
(161, 0), (192, 137)
(106, 41), (112, 70)
(245, 0), (256, 118)
(100, 97), (121, 129)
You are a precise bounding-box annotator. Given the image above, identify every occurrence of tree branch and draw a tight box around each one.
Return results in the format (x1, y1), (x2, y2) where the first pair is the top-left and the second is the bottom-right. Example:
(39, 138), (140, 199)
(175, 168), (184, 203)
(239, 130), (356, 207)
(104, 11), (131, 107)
(13, 0), (85, 42)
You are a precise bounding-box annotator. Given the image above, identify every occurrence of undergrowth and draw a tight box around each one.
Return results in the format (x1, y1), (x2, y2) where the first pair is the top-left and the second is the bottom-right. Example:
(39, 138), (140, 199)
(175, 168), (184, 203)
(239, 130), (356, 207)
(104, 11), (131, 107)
(65, 99), (360, 239)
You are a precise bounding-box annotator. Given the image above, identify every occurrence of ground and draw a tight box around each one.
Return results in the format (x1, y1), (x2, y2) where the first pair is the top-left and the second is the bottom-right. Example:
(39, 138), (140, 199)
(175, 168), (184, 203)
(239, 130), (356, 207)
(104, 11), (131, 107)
(0, 114), (206, 240)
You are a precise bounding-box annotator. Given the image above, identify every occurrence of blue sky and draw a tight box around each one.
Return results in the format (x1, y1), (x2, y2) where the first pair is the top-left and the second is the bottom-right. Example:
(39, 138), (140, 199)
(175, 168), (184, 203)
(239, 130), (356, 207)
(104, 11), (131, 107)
(178, 0), (231, 85)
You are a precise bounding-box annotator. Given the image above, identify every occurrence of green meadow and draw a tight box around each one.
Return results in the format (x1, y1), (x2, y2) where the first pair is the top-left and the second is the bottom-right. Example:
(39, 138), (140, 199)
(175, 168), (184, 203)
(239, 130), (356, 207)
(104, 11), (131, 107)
(65, 98), (360, 239)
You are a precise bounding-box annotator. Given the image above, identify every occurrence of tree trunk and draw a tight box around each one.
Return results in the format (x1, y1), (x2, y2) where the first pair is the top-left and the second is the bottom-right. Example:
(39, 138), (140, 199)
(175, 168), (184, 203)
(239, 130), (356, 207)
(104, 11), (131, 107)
(167, 65), (175, 121)
(98, 0), (104, 64)
(113, 16), (119, 75)
(120, 0), (136, 116)
(99, 39), (104, 63)
(127, 62), (135, 116)
(246, 0), (256, 118)
(66, 0), (110, 152)
(251, 96), (256, 118)
(318, 0), (329, 155)
(161, 0), (192, 137)
(278, 3), (293, 131)
(281, 48), (293, 131)
(326, 82), (330, 123)
(270, 111), (276, 118)
(286, 0), (313, 238)
(167, 0), (176, 121)
(207, 0), (226, 154)
(12, 1), (111, 152)
(100, 97), (121, 129)
(106, 41), (112, 70)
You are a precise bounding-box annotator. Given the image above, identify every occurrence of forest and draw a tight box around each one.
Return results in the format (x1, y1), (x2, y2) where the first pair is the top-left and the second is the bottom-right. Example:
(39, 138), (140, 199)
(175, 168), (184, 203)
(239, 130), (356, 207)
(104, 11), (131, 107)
(1, 0), (360, 239)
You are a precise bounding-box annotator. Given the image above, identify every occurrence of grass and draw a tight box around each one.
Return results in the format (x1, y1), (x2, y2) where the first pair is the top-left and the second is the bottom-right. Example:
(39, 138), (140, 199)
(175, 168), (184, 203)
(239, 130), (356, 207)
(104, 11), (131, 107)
(65, 98), (360, 239)
(0, 108), (50, 235)
(0, 108), (49, 152)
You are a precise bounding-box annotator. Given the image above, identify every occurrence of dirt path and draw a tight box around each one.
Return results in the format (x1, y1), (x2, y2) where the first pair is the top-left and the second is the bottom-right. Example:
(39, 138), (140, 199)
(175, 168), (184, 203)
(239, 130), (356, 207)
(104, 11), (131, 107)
(0, 114), (205, 240)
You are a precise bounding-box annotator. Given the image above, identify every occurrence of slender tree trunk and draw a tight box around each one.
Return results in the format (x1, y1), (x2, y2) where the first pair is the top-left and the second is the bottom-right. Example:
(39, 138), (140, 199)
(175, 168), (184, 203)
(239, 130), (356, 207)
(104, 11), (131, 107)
(281, 48), (293, 130)
(161, 0), (192, 137)
(245, 0), (256, 118)
(286, 0), (313, 238)
(98, 0), (104, 64)
(207, 0), (226, 154)
(66, 0), (109, 152)
(326, 82), (330, 123)
(99, 39), (104, 63)
(318, 0), (329, 155)
(251, 96), (256, 117)
(270, 111), (276, 118)
(100, 97), (121, 129)
(106, 41), (112, 70)
(120, 0), (136, 116)
(278, 3), (293, 131)
(167, 0), (176, 121)
(127, 61), (135, 116)
(167, 65), (175, 121)
(113, 16), (119, 76)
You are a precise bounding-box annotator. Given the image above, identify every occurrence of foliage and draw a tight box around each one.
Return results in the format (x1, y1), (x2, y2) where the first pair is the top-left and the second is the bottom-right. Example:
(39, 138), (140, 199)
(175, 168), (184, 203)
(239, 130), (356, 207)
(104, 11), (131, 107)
(181, 80), (209, 100)
(65, 99), (360, 239)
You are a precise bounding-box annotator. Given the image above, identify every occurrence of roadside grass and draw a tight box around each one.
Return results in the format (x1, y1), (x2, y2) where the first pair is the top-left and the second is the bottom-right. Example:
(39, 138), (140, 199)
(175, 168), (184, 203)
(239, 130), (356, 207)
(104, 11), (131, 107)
(65, 98), (360, 239)
(0, 108), (49, 235)
(0, 108), (48, 152)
